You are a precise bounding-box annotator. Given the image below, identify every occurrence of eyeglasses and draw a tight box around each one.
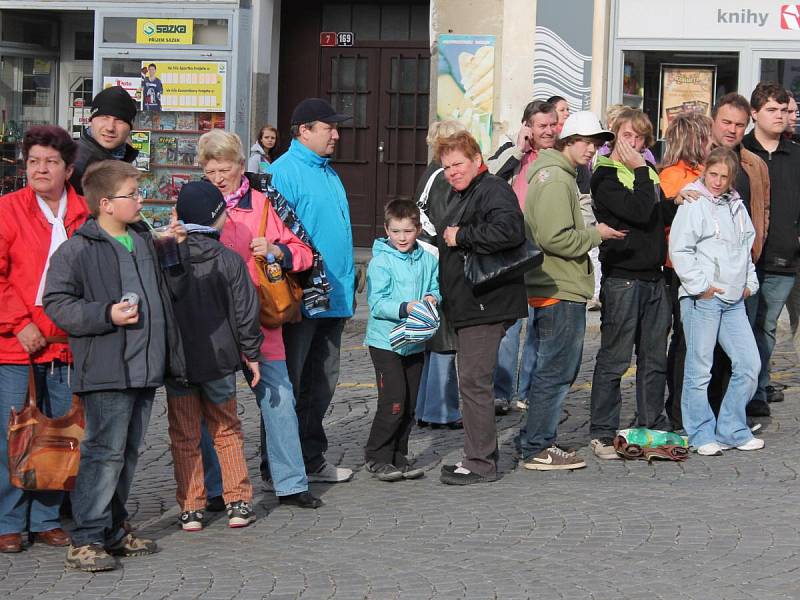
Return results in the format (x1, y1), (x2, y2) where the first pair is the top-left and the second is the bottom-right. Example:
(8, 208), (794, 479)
(107, 191), (143, 201)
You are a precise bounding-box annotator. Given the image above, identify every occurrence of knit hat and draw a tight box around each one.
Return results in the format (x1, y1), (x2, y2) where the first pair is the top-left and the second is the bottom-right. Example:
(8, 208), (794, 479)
(176, 181), (227, 226)
(90, 86), (138, 128)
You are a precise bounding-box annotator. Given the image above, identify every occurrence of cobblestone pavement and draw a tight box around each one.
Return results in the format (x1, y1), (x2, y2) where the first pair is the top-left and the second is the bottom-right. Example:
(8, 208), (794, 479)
(2, 307), (800, 600)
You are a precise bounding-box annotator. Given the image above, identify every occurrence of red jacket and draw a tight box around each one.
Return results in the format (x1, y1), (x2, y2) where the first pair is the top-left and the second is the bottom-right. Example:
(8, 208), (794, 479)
(0, 185), (89, 364)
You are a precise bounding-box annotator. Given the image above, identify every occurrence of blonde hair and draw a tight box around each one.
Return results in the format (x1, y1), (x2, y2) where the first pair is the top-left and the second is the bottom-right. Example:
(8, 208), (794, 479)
(82, 160), (141, 216)
(704, 146), (739, 189)
(661, 112), (713, 169)
(426, 120), (466, 147)
(197, 129), (245, 166)
(609, 107), (655, 152)
(604, 104), (627, 130)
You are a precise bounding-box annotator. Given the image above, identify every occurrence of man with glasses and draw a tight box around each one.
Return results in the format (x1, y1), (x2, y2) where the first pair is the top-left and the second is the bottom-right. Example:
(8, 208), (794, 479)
(267, 98), (356, 483)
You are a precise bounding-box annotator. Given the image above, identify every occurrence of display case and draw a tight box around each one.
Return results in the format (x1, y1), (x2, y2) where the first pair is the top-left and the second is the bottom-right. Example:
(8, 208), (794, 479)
(0, 142), (22, 195)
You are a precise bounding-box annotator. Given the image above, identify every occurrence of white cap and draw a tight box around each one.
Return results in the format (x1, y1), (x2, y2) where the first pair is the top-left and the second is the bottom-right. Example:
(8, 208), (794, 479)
(559, 111), (615, 142)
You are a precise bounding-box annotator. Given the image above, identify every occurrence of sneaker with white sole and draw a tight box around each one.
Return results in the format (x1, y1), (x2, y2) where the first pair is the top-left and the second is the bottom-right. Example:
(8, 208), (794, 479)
(65, 544), (117, 572)
(307, 463), (353, 483)
(720, 438), (765, 451)
(590, 437), (620, 460)
(523, 446), (586, 471)
(494, 398), (511, 415)
(226, 500), (256, 528)
(514, 399), (528, 411)
(696, 442), (724, 456)
(179, 510), (203, 532)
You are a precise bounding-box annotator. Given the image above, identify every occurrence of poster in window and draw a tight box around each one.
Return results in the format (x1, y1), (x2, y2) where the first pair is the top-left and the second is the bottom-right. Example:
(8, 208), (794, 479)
(140, 61), (226, 112)
(130, 131), (151, 172)
(436, 34), (495, 153)
(658, 65), (716, 138)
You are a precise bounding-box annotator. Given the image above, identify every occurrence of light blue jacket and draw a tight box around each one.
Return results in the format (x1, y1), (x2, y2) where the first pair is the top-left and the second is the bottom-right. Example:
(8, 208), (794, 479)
(669, 180), (759, 303)
(364, 239), (440, 356)
(268, 139), (355, 318)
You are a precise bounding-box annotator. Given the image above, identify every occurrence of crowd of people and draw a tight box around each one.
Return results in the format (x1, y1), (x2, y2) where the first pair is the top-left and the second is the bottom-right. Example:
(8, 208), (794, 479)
(0, 78), (798, 571)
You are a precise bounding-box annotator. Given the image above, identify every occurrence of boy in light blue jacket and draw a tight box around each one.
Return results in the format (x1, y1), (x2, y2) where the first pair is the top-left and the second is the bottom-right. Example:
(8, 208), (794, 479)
(669, 147), (763, 457)
(364, 199), (440, 481)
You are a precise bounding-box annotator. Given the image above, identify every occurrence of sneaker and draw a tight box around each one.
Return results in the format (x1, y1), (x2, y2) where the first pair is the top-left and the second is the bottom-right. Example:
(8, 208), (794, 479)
(523, 446), (587, 471)
(440, 465), (497, 485)
(401, 464), (425, 480)
(720, 438), (765, 451)
(514, 399), (528, 411)
(106, 533), (158, 557)
(766, 385), (784, 403)
(179, 511), (203, 532)
(747, 417), (762, 433)
(307, 463), (353, 483)
(65, 544), (117, 572)
(553, 442), (578, 457)
(746, 399), (771, 417)
(367, 463), (404, 482)
(590, 437), (620, 460)
(494, 398), (511, 416)
(695, 442), (724, 456)
(226, 500), (256, 528)
(205, 495), (225, 512)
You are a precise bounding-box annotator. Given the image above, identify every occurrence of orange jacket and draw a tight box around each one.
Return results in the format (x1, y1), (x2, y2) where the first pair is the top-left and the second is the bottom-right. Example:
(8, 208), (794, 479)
(659, 161), (703, 269)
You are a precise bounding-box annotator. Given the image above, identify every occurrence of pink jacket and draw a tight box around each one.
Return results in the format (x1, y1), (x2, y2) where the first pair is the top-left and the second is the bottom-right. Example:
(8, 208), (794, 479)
(220, 188), (312, 361)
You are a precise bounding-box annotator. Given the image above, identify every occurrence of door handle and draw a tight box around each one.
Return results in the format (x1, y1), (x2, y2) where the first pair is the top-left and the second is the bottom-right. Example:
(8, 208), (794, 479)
(378, 140), (385, 163)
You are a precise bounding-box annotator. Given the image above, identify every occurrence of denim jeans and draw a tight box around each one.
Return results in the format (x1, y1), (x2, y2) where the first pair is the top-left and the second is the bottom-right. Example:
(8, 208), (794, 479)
(200, 422), (222, 498)
(493, 306), (537, 401)
(250, 360), (308, 496)
(283, 317), (346, 472)
(680, 297), (759, 448)
(751, 272), (795, 403)
(70, 388), (154, 547)
(415, 351), (461, 424)
(590, 277), (671, 438)
(518, 301), (586, 458)
(0, 363), (73, 535)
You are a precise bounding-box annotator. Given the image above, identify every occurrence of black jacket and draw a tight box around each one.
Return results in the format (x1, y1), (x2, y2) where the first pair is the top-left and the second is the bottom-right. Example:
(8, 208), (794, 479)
(434, 170), (528, 329)
(43, 219), (189, 393)
(591, 162), (666, 280)
(742, 131), (800, 273)
(70, 131), (139, 195)
(174, 231), (263, 383)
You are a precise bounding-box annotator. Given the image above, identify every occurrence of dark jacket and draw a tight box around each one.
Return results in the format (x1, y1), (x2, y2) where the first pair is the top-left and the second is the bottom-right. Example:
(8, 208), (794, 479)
(70, 131), (139, 195)
(435, 170), (528, 329)
(591, 156), (666, 280)
(173, 230), (263, 383)
(742, 131), (800, 273)
(43, 218), (189, 393)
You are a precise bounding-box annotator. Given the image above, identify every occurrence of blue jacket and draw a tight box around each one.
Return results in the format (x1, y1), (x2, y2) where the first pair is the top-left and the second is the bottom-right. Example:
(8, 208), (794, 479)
(364, 239), (440, 356)
(268, 139), (355, 318)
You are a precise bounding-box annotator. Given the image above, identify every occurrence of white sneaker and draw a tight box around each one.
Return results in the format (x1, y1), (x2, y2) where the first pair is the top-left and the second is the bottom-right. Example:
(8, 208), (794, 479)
(696, 442), (724, 456)
(735, 438), (765, 451)
(307, 463), (353, 483)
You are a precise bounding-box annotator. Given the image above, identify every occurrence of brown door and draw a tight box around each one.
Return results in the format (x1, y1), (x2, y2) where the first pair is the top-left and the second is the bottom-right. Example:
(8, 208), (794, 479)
(321, 45), (430, 246)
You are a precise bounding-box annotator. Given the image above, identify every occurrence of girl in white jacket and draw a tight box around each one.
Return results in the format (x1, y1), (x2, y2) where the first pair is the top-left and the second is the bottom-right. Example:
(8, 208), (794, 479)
(669, 147), (764, 456)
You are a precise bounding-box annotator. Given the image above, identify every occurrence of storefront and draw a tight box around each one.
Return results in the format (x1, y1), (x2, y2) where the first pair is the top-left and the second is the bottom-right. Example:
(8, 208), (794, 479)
(0, 1), (253, 207)
(609, 0), (800, 142)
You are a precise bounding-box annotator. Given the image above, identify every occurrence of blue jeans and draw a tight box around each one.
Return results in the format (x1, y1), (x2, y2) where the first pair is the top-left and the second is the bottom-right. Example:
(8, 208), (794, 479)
(751, 272), (795, 402)
(0, 363), (73, 535)
(250, 360), (308, 496)
(70, 388), (154, 547)
(415, 351), (461, 424)
(200, 422), (222, 498)
(518, 301), (586, 458)
(680, 297), (759, 447)
(493, 306), (537, 401)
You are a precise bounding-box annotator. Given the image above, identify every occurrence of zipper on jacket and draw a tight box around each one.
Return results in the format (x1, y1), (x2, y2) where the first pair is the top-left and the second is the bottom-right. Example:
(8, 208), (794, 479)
(131, 253), (151, 386)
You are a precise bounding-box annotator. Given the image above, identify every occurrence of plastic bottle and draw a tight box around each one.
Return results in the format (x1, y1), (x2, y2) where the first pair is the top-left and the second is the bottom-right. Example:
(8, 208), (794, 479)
(620, 428), (687, 448)
(266, 253), (283, 283)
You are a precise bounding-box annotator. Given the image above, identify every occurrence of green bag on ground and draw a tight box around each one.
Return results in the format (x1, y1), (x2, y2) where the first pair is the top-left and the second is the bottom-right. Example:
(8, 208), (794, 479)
(618, 428), (688, 448)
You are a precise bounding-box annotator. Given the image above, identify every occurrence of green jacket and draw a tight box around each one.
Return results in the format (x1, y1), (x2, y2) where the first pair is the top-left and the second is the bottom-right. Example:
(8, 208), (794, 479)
(523, 149), (601, 302)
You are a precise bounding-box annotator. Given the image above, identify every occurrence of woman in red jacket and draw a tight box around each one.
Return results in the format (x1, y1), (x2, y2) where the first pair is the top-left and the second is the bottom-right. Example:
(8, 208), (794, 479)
(0, 126), (89, 553)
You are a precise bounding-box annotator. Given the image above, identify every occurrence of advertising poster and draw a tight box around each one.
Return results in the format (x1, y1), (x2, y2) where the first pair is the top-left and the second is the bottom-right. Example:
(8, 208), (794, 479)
(102, 76), (142, 106)
(136, 19), (193, 45)
(437, 34), (495, 153)
(139, 61), (226, 112)
(659, 65), (716, 137)
(130, 131), (151, 172)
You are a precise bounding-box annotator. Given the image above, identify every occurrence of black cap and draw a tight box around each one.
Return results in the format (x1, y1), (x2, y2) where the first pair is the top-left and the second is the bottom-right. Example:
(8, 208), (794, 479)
(176, 181), (226, 227)
(290, 97), (351, 125)
(90, 86), (138, 128)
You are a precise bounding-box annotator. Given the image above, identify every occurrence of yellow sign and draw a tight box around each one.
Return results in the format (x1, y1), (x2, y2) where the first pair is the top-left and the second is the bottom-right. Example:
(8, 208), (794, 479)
(136, 19), (193, 45)
(141, 61), (226, 112)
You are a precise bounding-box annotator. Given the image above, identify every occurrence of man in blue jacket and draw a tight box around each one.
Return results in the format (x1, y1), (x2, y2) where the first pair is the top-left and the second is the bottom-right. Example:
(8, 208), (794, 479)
(268, 98), (355, 483)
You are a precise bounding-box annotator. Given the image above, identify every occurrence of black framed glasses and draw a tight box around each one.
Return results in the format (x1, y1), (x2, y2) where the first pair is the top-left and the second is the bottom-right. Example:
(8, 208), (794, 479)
(108, 191), (143, 201)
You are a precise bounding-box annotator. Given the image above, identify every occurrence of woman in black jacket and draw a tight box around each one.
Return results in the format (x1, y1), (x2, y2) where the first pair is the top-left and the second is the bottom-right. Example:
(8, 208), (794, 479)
(434, 131), (529, 485)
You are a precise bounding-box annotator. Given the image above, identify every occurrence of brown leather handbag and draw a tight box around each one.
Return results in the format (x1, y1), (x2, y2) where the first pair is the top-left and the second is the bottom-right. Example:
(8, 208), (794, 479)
(254, 200), (303, 329)
(7, 366), (85, 491)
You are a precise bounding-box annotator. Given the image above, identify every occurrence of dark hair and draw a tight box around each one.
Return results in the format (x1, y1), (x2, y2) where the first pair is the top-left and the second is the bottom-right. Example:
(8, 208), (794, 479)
(82, 160), (141, 216)
(384, 198), (420, 227)
(22, 125), (78, 166)
(521, 100), (555, 125)
(554, 135), (599, 151)
(546, 95), (567, 105)
(256, 124), (279, 159)
(148, 63), (157, 69)
(711, 93), (751, 120)
(750, 82), (790, 112)
(290, 121), (316, 138)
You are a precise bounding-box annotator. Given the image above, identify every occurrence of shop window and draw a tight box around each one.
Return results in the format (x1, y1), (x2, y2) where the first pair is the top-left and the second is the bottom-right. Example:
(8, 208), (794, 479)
(102, 17), (229, 47)
(321, 3), (429, 42)
(1, 13), (57, 48)
(74, 32), (94, 61)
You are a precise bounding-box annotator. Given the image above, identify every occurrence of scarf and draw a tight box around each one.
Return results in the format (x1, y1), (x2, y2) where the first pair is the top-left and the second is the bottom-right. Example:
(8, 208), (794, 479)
(87, 127), (127, 160)
(224, 176), (250, 209)
(35, 191), (68, 306)
(512, 149), (537, 211)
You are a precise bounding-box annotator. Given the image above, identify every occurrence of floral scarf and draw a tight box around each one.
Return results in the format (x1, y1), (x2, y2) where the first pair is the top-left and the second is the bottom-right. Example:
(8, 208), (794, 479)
(224, 176), (250, 209)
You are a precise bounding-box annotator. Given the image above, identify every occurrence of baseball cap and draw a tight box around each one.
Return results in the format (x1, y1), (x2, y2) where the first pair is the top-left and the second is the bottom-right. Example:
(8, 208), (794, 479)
(559, 111), (615, 142)
(290, 98), (352, 125)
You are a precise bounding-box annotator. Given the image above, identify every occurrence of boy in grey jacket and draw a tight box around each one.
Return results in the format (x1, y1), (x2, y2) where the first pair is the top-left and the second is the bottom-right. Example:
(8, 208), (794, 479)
(44, 160), (188, 572)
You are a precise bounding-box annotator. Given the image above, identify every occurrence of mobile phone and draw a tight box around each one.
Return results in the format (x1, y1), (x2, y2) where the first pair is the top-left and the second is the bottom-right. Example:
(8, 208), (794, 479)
(120, 292), (140, 313)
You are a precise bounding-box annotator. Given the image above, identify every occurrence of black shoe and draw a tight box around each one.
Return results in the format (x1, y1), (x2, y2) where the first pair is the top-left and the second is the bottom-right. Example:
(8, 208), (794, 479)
(440, 467), (497, 486)
(417, 419), (429, 428)
(746, 399), (771, 417)
(766, 385), (785, 403)
(401, 464), (425, 480)
(430, 420), (463, 430)
(205, 496), (226, 512)
(278, 491), (324, 509)
(441, 463), (458, 474)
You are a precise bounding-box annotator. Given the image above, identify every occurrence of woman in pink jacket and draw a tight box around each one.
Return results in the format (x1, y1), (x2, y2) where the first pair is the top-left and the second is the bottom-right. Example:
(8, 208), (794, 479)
(196, 130), (322, 509)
